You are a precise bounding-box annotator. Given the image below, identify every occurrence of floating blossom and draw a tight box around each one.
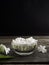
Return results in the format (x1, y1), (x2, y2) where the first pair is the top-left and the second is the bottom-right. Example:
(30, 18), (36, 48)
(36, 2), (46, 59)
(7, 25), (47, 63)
(38, 45), (47, 53)
(11, 37), (38, 45)
(26, 37), (38, 45)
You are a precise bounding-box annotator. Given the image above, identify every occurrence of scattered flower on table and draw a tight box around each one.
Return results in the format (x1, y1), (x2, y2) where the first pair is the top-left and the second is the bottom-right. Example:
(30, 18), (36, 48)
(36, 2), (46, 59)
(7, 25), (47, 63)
(0, 44), (10, 54)
(38, 45), (47, 53)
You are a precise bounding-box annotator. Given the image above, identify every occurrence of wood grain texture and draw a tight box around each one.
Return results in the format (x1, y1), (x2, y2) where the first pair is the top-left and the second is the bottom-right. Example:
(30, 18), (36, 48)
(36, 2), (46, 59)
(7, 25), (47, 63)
(0, 64), (49, 65)
(0, 36), (49, 64)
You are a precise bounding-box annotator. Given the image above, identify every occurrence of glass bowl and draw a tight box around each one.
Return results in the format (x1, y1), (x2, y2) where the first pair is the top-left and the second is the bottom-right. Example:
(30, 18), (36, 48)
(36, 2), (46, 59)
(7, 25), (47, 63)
(11, 37), (38, 56)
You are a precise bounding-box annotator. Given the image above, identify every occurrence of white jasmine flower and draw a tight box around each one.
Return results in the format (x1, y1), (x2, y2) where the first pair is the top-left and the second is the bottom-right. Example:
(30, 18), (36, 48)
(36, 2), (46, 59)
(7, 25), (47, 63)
(0, 44), (10, 54)
(38, 45), (47, 53)
(11, 37), (38, 45)
(5, 48), (10, 55)
(26, 37), (38, 45)
(12, 37), (26, 45)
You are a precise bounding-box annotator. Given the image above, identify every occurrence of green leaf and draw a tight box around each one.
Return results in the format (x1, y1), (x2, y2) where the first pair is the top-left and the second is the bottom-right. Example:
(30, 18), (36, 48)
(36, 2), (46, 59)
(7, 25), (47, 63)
(0, 54), (14, 59)
(0, 46), (5, 53)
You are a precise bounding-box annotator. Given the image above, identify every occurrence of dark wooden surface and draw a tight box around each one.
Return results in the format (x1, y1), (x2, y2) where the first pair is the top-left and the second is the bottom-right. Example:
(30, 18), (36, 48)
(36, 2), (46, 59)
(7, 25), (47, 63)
(0, 36), (49, 64)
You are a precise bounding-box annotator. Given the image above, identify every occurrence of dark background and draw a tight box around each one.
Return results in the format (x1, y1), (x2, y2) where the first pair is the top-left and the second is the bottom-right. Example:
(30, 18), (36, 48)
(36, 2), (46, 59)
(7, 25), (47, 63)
(0, 0), (49, 36)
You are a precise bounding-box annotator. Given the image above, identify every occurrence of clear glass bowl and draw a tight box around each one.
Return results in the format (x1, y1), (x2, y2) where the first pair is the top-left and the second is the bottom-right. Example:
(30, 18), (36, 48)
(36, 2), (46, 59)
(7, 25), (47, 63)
(11, 44), (37, 56)
(11, 37), (38, 56)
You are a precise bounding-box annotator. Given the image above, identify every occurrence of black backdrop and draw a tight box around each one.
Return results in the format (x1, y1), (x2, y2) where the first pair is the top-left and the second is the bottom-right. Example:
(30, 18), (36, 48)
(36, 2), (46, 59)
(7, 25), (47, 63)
(0, 0), (49, 36)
